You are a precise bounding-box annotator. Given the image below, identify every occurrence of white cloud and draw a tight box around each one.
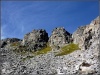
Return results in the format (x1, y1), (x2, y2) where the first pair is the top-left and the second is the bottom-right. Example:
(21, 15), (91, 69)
(1, 25), (6, 39)
(1, 25), (15, 39)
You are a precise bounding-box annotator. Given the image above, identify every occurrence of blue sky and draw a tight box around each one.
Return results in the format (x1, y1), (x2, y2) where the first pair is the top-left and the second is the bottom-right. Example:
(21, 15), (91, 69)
(1, 1), (99, 39)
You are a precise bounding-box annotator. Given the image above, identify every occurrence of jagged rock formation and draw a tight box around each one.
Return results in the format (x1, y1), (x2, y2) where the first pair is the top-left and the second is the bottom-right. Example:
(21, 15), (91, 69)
(49, 27), (72, 53)
(72, 16), (100, 49)
(22, 29), (48, 51)
(0, 16), (100, 75)
(49, 27), (71, 47)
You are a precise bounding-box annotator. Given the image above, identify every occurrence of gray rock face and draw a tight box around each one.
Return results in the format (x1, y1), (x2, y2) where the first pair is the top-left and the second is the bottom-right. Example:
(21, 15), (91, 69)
(22, 29), (48, 51)
(72, 16), (100, 50)
(49, 27), (72, 47)
(0, 16), (100, 75)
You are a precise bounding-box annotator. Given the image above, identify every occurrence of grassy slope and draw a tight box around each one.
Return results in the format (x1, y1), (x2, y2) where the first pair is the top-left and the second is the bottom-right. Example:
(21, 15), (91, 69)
(10, 42), (80, 59)
(55, 43), (80, 56)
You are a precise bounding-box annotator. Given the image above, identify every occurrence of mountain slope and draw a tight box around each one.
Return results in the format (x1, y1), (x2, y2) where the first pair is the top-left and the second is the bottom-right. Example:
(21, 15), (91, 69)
(0, 16), (100, 75)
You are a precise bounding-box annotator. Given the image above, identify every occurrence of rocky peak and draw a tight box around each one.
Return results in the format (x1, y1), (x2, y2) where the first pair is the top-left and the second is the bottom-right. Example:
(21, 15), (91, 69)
(22, 29), (48, 51)
(90, 16), (100, 25)
(49, 27), (72, 47)
(72, 16), (100, 49)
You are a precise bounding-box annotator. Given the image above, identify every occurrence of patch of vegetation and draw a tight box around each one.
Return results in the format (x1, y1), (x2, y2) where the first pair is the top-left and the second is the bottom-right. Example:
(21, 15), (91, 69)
(10, 42), (20, 47)
(12, 45), (32, 55)
(10, 42), (51, 61)
(11, 42), (28, 55)
(55, 43), (80, 56)
(22, 43), (52, 61)
(34, 44), (52, 56)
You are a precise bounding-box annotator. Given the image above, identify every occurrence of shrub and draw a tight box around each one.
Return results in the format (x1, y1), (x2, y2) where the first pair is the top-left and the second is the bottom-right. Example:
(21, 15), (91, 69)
(55, 43), (80, 56)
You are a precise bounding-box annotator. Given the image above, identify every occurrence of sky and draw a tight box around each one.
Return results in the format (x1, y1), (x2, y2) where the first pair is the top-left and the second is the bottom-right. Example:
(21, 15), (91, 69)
(1, 1), (99, 39)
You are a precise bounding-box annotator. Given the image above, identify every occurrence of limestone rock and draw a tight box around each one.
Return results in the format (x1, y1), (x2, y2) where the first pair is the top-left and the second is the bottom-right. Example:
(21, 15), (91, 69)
(22, 29), (48, 51)
(49, 27), (72, 47)
(72, 16), (100, 49)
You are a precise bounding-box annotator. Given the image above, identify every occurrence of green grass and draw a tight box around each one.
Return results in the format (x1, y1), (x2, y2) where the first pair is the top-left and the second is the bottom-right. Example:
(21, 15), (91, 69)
(22, 43), (52, 61)
(55, 43), (80, 56)
(11, 42), (52, 61)
(11, 42), (29, 55)
(11, 42), (52, 55)
(34, 44), (52, 56)
(10, 42), (20, 47)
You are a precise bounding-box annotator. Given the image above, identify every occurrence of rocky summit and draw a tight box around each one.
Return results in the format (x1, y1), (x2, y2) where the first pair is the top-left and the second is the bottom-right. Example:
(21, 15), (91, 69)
(49, 27), (72, 47)
(0, 16), (100, 75)
(22, 29), (48, 51)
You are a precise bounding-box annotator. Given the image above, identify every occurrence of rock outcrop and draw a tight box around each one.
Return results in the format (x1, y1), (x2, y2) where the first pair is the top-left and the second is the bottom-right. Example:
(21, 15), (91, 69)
(49, 27), (72, 47)
(0, 38), (22, 48)
(49, 27), (72, 53)
(72, 16), (100, 50)
(0, 16), (100, 75)
(22, 29), (48, 51)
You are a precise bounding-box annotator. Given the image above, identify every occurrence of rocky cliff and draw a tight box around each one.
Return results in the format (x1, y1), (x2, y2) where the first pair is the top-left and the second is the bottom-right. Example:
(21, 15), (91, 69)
(0, 16), (100, 75)
(72, 16), (100, 50)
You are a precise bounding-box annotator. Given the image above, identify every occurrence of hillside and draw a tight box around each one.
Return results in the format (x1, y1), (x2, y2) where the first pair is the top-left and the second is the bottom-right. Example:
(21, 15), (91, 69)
(0, 16), (100, 75)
